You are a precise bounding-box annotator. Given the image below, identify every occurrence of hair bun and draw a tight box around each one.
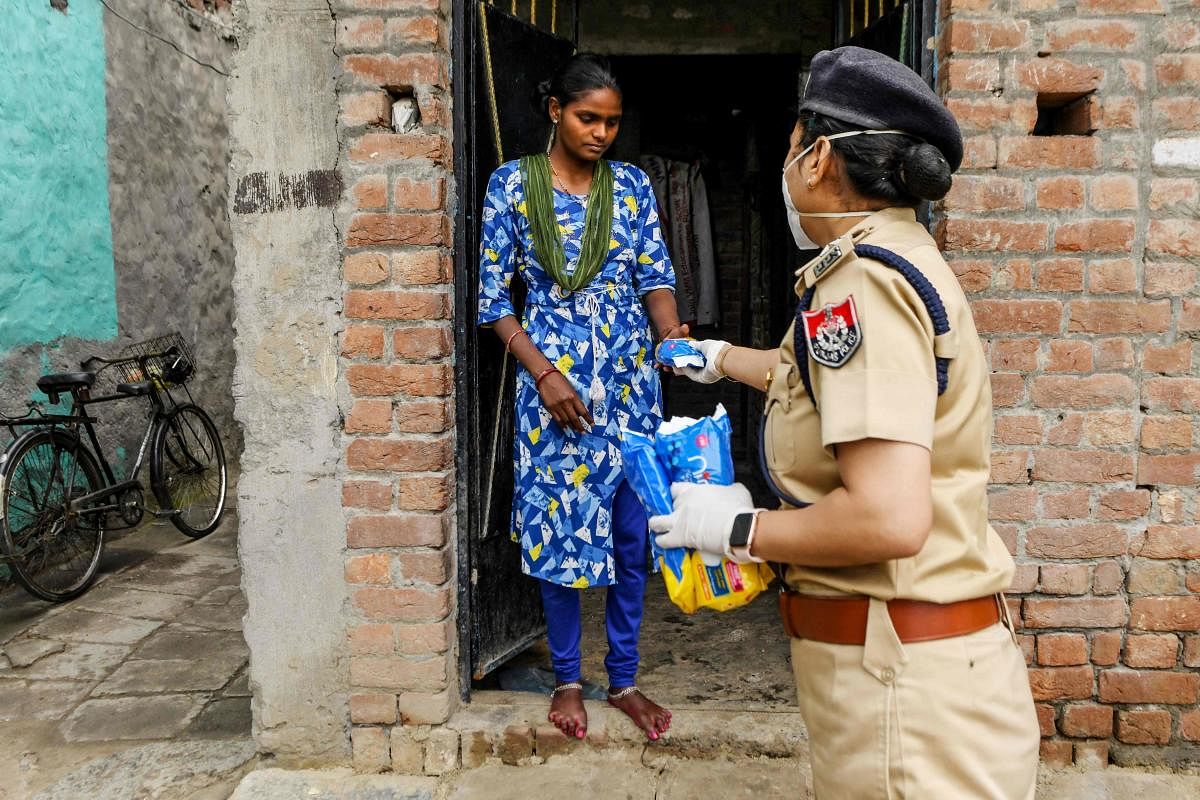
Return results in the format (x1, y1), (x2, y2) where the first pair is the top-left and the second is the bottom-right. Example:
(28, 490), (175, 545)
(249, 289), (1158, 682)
(896, 142), (952, 201)
(532, 78), (553, 113)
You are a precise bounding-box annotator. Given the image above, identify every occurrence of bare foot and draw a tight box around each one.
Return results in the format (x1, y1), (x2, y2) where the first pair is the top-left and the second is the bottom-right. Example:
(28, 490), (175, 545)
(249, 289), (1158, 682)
(607, 686), (671, 741)
(548, 684), (587, 740)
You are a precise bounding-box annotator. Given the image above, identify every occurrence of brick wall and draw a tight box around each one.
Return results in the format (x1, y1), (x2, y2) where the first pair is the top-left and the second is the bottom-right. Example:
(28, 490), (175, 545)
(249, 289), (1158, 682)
(334, 0), (461, 774)
(938, 0), (1200, 768)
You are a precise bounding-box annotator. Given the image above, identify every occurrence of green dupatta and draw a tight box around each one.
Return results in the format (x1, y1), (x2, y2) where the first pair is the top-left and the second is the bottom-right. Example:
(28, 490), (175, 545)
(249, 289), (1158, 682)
(519, 154), (614, 293)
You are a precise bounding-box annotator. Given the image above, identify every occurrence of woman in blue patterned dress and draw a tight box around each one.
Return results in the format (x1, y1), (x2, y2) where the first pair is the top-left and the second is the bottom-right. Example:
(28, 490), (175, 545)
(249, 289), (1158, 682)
(477, 55), (685, 742)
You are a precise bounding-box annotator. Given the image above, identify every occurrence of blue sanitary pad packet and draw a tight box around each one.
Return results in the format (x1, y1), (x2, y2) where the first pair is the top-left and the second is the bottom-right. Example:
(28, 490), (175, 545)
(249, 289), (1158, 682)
(655, 338), (706, 369)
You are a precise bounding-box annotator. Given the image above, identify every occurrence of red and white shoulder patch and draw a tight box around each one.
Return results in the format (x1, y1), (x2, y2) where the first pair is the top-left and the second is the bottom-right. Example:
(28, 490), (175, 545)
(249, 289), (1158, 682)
(801, 295), (862, 368)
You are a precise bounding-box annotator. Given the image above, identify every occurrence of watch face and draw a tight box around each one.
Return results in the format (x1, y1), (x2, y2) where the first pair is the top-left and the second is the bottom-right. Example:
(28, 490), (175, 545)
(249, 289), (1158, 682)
(729, 513), (753, 548)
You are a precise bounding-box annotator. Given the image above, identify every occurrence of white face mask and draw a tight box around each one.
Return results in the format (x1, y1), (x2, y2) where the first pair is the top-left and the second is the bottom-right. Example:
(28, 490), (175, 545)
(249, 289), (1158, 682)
(782, 128), (908, 250)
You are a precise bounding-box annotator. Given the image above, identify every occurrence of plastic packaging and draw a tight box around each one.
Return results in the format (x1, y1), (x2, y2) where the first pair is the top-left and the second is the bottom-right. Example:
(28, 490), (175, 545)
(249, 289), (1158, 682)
(621, 405), (773, 613)
(655, 338), (706, 369)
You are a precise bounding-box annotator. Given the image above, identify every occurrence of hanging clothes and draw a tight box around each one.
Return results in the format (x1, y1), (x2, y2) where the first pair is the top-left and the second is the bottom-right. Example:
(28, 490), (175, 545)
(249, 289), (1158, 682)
(639, 155), (720, 327)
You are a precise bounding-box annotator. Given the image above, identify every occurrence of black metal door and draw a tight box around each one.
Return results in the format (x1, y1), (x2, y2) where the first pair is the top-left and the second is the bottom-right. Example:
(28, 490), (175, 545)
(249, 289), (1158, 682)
(454, 1), (576, 685)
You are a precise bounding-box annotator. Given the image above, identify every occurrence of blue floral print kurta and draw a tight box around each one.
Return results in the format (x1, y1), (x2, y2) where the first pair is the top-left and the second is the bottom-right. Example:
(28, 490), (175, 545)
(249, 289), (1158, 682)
(477, 160), (676, 588)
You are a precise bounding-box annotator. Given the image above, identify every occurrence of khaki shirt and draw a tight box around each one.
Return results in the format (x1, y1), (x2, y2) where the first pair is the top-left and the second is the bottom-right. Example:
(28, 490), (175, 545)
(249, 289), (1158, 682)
(768, 207), (1013, 603)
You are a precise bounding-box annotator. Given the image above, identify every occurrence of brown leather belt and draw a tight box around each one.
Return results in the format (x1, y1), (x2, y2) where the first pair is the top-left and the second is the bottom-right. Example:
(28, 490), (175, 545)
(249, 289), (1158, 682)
(779, 590), (1004, 645)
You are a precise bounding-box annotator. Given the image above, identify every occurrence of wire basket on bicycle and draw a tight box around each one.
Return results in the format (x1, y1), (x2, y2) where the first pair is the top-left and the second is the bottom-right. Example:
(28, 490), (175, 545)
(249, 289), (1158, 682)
(111, 333), (196, 389)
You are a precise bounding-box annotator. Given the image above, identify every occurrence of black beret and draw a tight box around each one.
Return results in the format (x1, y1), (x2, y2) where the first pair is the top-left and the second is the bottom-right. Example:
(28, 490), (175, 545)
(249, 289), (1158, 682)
(801, 46), (964, 172)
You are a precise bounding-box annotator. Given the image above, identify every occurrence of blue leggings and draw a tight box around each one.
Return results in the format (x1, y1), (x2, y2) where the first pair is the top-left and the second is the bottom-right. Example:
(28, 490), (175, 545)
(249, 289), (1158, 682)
(538, 480), (649, 689)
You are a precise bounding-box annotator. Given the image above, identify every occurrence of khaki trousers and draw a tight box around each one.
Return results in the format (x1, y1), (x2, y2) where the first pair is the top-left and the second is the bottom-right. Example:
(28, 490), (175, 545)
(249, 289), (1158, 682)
(790, 599), (1039, 799)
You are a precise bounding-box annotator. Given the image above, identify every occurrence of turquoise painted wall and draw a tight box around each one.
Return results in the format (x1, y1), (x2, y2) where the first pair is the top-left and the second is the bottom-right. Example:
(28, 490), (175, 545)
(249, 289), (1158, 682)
(0, 0), (117, 350)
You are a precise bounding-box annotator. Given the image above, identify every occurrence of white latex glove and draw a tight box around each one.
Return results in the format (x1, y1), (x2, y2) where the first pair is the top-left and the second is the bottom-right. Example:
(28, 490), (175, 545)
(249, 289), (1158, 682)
(648, 482), (758, 566)
(672, 339), (731, 384)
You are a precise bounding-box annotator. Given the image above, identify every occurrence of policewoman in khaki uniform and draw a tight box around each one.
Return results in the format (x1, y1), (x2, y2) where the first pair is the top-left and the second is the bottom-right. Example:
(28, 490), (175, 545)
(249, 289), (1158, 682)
(650, 47), (1040, 798)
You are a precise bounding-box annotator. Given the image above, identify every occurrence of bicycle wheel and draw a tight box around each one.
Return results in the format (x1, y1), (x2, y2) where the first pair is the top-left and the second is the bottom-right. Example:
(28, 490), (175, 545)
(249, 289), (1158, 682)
(0, 430), (106, 602)
(150, 404), (227, 538)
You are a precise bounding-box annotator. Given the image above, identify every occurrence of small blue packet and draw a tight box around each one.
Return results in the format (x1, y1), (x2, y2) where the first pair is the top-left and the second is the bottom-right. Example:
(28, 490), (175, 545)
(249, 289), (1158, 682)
(655, 338), (705, 369)
(620, 430), (673, 518)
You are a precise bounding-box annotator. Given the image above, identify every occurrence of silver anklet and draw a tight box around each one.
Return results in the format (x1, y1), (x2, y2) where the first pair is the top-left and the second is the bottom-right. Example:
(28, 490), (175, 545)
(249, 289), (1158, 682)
(552, 682), (583, 695)
(608, 685), (640, 701)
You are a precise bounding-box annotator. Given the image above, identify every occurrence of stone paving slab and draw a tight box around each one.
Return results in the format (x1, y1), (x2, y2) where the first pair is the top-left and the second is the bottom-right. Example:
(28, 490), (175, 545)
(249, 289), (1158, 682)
(1, 636), (67, 668)
(75, 588), (196, 621)
(223, 667), (251, 697)
(186, 696), (253, 739)
(109, 569), (222, 598)
(195, 585), (242, 605)
(61, 694), (210, 742)
(93, 656), (246, 695)
(29, 609), (163, 645)
(230, 769), (437, 800)
(0, 642), (130, 682)
(131, 624), (247, 662)
(173, 602), (245, 631)
(0, 679), (93, 721)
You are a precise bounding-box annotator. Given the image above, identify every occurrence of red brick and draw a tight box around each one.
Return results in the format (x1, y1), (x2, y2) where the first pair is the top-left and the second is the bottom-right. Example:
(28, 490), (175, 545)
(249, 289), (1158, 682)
(395, 400), (453, 433)
(942, 218), (1050, 253)
(385, 15), (441, 47)
(1088, 258), (1137, 293)
(943, 58), (1002, 92)
(1156, 54), (1200, 87)
(347, 213), (444, 248)
(1160, 21), (1200, 50)
(348, 513), (446, 548)
(1055, 219), (1136, 253)
(354, 587), (451, 623)
(1153, 97), (1200, 133)
(392, 326), (452, 360)
(1098, 490), (1151, 520)
(946, 18), (1029, 51)
(1144, 343), (1192, 375)
(950, 258), (992, 292)
(349, 132), (447, 165)
(991, 373), (1027, 407)
(990, 486), (1038, 520)
(1047, 414), (1084, 446)
(397, 475), (452, 512)
(1148, 178), (1199, 213)
(1144, 378), (1200, 413)
(1043, 488), (1090, 519)
(1117, 709), (1173, 744)
(395, 549), (450, 585)
(1090, 176), (1139, 213)
(347, 553), (392, 585)
(1182, 709), (1200, 741)
(1027, 525), (1129, 559)
(1014, 57), (1103, 96)
(348, 364), (450, 397)
(1025, 597), (1129, 628)
(1188, 568), (1200, 593)
(351, 726), (389, 772)
(1031, 375), (1134, 408)
(1144, 263), (1196, 296)
(996, 524), (1019, 555)
(1140, 416), (1192, 450)
(1185, 636), (1200, 668)
(1068, 300), (1170, 334)
(1124, 634), (1180, 668)
(1148, 220), (1200, 258)
(1028, 666), (1095, 700)
(990, 449), (1031, 483)
(341, 90), (392, 127)
(1040, 739), (1074, 767)
(352, 176), (387, 210)
(1093, 631), (1123, 665)
(1037, 258), (1085, 291)
(1032, 450), (1134, 482)
(1102, 669), (1200, 703)
(350, 693), (398, 725)
(416, 89), (449, 130)
(1040, 564), (1092, 596)
(343, 480), (392, 511)
(1036, 703), (1057, 737)
(345, 252), (390, 285)
(1011, 563), (1040, 594)
(342, 325), (386, 360)
(1130, 597), (1200, 631)
(349, 623), (394, 655)
(1038, 632), (1089, 665)
(1018, 633), (1037, 664)
(943, 175), (1026, 211)
(343, 53), (444, 88)
(1036, 176), (1085, 210)
(392, 250), (450, 285)
(1094, 338), (1135, 369)
(346, 437), (452, 472)
(337, 16), (385, 50)
(350, 654), (447, 691)
(1074, 740), (1109, 769)
(1083, 411), (1135, 447)
(961, 136), (998, 169)
(1045, 340), (1092, 373)
(1137, 454), (1200, 485)
(998, 136), (1101, 169)
(994, 415), (1042, 445)
(992, 339), (1040, 371)
(1139, 526), (1200, 559)
(1128, 560), (1183, 595)
(346, 289), (449, 320)
(1061, 703), (1114, 738)
(1046, 20), (1142, 51)
(1098, 95), (1139, 129)
(1182, 300), (1200, 334)
(393, 176), (445, 211)
(346, 399), (393, 433)
(971, 299), (1062, 333)
(1078, 0), (1165, 10)
(396, 620), (454, 656)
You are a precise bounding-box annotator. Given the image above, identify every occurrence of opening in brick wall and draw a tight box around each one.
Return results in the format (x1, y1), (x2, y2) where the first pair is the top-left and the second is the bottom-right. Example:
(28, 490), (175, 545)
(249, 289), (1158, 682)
(1033, 90), (1096, 137)
(386, 86), (420, 133)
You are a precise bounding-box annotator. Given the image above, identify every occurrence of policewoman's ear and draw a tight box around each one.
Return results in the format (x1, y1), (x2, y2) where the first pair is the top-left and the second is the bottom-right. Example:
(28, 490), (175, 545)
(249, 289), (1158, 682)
(807, 136), (836, 188)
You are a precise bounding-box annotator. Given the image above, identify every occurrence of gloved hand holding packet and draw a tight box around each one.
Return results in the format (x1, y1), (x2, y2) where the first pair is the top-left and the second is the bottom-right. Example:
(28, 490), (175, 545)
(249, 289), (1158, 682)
(654, 338), (706, 369)
(620, 405), (773, 613)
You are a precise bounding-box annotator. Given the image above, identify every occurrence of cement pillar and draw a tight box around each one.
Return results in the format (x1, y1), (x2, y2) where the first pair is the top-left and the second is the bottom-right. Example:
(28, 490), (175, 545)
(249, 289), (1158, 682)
(227, 0), (348, 765)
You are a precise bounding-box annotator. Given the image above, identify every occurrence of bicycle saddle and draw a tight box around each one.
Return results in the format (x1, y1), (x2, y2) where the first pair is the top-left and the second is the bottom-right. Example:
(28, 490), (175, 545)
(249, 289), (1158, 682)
(36, 372), (96, 394)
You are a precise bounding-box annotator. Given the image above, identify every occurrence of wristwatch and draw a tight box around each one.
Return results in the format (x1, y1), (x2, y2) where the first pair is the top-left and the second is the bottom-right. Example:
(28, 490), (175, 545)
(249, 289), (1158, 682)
(729, 510), (765, 563)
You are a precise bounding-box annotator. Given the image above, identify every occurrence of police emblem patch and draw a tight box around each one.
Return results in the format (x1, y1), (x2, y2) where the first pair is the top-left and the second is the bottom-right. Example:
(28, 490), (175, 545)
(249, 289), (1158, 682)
(801, 296), (862, 368)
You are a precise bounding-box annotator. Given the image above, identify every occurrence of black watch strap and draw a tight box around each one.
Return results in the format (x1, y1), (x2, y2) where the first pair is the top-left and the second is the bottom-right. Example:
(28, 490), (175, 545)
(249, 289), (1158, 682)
(729, 512), (755, 549)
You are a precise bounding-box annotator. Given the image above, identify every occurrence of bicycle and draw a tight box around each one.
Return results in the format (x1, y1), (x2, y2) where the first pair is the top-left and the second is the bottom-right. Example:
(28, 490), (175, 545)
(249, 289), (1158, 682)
(0, 333), (227, 602)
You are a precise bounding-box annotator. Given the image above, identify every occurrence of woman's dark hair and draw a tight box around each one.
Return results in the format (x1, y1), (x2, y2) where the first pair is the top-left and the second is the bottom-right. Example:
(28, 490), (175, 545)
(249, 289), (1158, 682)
(534, 53), (621, 116)
(799, 110), (953, 204)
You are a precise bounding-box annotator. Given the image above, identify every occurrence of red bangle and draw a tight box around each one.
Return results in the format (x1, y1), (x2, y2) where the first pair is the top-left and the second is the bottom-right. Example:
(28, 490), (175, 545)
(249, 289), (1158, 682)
(504, 329), (524, 353)
(534, 366), (558, 388)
